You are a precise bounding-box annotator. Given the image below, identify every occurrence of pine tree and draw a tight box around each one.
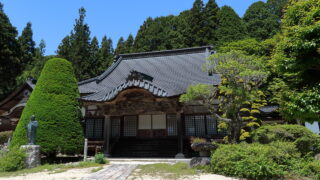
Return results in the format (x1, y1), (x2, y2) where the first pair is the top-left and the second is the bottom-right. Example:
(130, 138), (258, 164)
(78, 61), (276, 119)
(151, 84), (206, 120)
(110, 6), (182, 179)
(216, 6), (248, 47)
(18, 22), (36, 69)
(0, 2), (22, 100)
(243, 1), (279, 41)
(203, 0), (219, 45)
(57, 7), (92, 80)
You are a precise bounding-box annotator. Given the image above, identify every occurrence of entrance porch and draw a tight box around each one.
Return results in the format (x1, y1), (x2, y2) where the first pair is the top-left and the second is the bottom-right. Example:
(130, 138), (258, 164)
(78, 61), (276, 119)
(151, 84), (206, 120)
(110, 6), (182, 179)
(82, 88), (224, 158)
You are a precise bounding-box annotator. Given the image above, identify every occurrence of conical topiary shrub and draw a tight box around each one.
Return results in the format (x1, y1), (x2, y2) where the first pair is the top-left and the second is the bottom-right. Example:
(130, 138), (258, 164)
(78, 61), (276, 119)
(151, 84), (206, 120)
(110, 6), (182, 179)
(11, 58), (84, 156)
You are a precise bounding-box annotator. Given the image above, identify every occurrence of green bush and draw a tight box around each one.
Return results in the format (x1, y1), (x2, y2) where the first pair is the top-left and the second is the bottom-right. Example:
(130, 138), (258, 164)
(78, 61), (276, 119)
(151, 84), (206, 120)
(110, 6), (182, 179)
(251, 124), (320, 156)
(11, 58), (84, 156)
(0, 148), (26, 172)
(211, 141), (320, 179)
(0, 131), (13, 145)
(94, 153), (106, 164)
(210, 142), (300, 179)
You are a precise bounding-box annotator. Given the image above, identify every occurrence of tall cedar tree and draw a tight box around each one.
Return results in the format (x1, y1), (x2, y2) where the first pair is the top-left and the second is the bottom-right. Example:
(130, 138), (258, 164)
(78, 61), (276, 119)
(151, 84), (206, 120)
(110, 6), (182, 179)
(133, 16), (181, 52)
(187, 0), (206, 46)
(11, 58), (84, 156)
(89, 36), (100, 77)
(16, 40), (47, 85)
(18, 22), (36, 69)
(0, 3), (22, 101)
(203, 0), (219, 46)
(216, 6), (248, 47)
(57, 7), (92, 80)
(99, 36), (114, 70)
(243, 1), (280, 41)
(114, 37), (126, 55)
(124, 34), (134, 53)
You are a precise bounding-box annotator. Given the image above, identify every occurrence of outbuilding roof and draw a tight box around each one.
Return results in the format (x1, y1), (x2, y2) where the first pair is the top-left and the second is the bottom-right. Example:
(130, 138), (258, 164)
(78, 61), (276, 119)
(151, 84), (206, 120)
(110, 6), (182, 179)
(78, 46), (221, 102)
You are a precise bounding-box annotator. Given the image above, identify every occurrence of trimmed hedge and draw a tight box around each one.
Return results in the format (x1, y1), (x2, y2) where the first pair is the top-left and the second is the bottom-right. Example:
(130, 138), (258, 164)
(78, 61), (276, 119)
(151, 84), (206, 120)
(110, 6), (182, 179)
(11, 58), (84, 156)
(210, 142), (320, 179)
(251, 124), (320, 156)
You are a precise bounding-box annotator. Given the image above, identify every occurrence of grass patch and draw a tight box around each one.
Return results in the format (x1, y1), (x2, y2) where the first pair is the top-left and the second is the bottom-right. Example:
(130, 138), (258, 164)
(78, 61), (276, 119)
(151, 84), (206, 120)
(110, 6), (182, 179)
(131, 163), (196, 180)
(91, 167), (103, 173)
(0, 161), (104, 177)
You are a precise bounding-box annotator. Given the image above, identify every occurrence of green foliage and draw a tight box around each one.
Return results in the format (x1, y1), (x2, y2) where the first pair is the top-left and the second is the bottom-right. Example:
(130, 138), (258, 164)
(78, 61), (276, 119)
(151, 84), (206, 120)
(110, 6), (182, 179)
(180, 84), (216, 103)
(11, 58), (84, 156)
(243, 1), (280, 41)
(271, 0), (320, 123)
(218, 38), (276, 57)
(211, 142), (299, 179)
(181, 51), (268, 142)
(0, 131), (12, 145)
(216, 6), (247, 47)
(0, 148), (26, 172)
(99, 36), (113, 68)
(57, 7), (113, 80)
(18, 22), (36, 69)
(94, 153), (107, 164)
(0, 3), (22, 100)
(251, 124), (320, 156)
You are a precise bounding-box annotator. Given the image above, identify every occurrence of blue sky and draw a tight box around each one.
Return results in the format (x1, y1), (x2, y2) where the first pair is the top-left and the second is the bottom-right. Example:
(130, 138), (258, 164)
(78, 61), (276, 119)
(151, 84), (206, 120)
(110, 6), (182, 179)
(1, 0), (263, 55)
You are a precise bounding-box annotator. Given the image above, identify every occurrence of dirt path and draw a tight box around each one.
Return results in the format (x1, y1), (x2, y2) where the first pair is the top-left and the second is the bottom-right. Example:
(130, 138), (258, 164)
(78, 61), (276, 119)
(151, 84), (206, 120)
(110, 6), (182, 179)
(0, 160), (236, 180)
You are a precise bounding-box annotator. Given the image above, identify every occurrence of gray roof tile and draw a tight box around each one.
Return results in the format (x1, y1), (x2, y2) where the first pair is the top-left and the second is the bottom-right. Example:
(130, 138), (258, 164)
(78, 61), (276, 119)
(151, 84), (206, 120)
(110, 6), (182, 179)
(79, 46), (220, 102)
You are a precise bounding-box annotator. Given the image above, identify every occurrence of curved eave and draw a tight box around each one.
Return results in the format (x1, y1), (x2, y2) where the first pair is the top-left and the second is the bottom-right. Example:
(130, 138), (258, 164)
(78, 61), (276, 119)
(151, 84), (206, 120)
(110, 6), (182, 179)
(81, 80), (169, 102)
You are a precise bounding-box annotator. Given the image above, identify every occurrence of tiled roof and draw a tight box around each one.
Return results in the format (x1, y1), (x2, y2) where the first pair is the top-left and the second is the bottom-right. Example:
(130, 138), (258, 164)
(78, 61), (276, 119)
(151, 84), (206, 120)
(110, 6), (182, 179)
(79, 46), (221, 102)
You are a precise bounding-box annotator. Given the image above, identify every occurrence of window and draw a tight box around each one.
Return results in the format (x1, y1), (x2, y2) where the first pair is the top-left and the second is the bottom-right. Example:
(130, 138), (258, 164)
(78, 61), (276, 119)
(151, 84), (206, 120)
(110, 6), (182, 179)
(152, 114), (166, 129)
(167, 115), (177, 136)
(85, 118), (104, 139)
(138, 115), (151, 129)
(123, 116), (137, 136)
(184, 115), (218, 136)
(206, 115), (217, 135)
(111, 117), (120, 137)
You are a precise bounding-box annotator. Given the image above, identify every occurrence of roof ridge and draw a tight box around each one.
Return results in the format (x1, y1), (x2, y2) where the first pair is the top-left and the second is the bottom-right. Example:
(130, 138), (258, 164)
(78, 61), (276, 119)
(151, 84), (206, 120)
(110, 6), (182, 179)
(119, 46), (212, 60)
(78, 46), (213, 86)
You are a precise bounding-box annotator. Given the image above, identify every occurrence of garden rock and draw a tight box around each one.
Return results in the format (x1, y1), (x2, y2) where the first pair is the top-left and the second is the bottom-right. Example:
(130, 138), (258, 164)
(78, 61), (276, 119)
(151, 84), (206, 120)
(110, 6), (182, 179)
(189, 157), (211, 168)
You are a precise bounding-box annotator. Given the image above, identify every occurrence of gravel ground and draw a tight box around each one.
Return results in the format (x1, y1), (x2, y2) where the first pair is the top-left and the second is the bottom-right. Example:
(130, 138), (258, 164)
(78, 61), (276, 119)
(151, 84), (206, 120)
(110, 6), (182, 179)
(0, 161), (237, 180)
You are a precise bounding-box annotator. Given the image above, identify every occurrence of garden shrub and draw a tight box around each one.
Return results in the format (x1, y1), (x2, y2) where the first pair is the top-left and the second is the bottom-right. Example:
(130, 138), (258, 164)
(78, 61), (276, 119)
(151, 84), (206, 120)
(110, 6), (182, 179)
(94, 153), (107, 164)
(210, 142), (301, 179)
(11, 58), (84, 156)
(0, 131), (13, 145)
(251, 124), (320, 156)
(0, 148), (26, 172)
(211, 141), (320, 179)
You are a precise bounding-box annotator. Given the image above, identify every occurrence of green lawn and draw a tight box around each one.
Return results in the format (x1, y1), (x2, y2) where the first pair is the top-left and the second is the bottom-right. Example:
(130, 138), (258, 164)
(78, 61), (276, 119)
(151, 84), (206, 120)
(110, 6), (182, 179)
(130, 162), (196, 180)
(0, 161), (104, 177)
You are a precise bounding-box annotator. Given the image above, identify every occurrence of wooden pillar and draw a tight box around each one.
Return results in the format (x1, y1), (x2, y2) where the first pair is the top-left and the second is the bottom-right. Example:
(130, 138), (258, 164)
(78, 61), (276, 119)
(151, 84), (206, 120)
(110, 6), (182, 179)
(175, 112), (185, 158)
(104, 115), (111, 157)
